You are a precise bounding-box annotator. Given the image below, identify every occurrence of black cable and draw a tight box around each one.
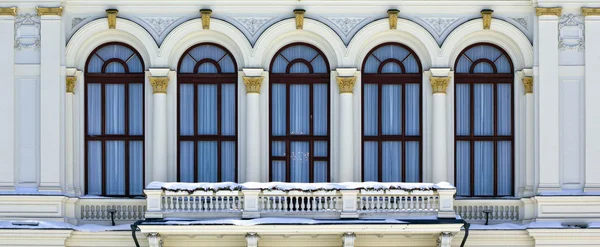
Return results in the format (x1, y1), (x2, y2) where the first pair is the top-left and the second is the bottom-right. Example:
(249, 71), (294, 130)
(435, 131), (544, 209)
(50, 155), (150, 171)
(460, 222), (471, 247)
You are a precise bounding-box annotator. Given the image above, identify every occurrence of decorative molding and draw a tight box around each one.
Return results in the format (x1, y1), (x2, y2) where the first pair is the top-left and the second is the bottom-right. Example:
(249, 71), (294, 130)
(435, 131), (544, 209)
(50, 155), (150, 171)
(536, 7), (562, 16)
(245, 233), (260, 247)
(336, 76), (356, 94)
(523, 76), (533, 94)
(36, 7), (63, 16)
(437, 232), (454, 247)
(200, 9), (212, 29)
(294, 9), (305, 30)
(66, 76), (77, 93)
(147, 232), (163, 247)
(481, 9), (493, 30)
(0, 7), (17, 16)
(430, 76), (450, 94)
(149, 76), (170, 94)
(342, 232), (356, 247)
(419, 17), (461, 36)
(582, 8), (600, 16)
(325, 17), (366, 35)
(243, 76), (264, 94)
(233, 17), (272, 35)
(140, 17), (180, 36)
(559, 14), (584, 51)
(106, 9), (118, 29)
(510, 17), (528, 30)
(14, 13), (41, 50)
(388, 9), (399, 30)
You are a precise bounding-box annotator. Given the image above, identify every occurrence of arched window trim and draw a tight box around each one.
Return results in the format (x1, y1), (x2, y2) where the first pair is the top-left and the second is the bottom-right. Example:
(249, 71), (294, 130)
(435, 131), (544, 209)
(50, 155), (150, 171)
(84, 42), (145, 197)
(454, 42), (515, 197)
(269, 43), (331, 182)
(177, 43), (239, 182)
(361, 42), (423, 182)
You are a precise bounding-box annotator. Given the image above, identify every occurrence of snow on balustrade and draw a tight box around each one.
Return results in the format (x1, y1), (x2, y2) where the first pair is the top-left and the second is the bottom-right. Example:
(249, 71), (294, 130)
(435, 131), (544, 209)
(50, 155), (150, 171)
(144, 182), (456, 219)
(78, 198), (146, 222)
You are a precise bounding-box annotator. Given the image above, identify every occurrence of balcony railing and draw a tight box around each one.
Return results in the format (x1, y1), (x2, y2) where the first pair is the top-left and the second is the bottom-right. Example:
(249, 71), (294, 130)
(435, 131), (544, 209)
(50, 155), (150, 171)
(77, 197), (146, 224)
(144, 182), (456, 220)
(454, 198), (523, 223)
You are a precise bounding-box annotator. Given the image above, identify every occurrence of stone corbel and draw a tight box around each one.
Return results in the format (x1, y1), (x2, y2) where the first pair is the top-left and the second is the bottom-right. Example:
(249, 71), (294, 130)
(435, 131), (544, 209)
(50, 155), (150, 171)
(481, 9), (493, 29)
(437, 232), (454, 247)
(200, 9), (212, 29)
(521, 68), (534, 94)
(388, 9), (399, 29)
(245, 232), (260, 247)
(536, 7), (562, 16)
(336, 68), (357, 94)
(36, 7), (63, 16)
(148, 68), (172, 94)
(294, 9), (305, 29)
(147, 232), (163, 247)
(106, 9), (118, 29)
(65, 68), (80, 94)
(342, 232), (356, 247)
(0, 7), (16, 16)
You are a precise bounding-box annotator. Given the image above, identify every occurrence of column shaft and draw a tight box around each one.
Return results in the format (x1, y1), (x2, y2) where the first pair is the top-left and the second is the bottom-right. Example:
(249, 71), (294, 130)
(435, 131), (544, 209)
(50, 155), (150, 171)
(337, 75), (356, 182)
(149, 75), (169, 182)
(39, 11), (63, 192)
(430, 75), (450, 183)
(246, 93), (261, 182)
(0, 13), (16, 190)
(65, 84), (74, 194)
(525, 92), (535, 195)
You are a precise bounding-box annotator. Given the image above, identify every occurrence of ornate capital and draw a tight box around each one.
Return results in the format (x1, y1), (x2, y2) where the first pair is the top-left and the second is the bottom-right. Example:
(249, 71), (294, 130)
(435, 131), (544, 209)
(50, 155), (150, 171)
(147, 232), (163, 247)
(342, 232), (356, 247)
(149, 76), (170, 94)
(0, 7), (16, 16)
(582, 8), (600, 16)
(536, 7), (562, 16)
(243, 76), (264, 94)
(437, 232), (454, 247)
(481, 9), (493, 30)
(336, 76), (356, 94)
(430, 76), (450, 94)
(388, 9), (399, 29)
(294, 9), (305, 30)
(523, 76), (533, 94)
(106, 9), (118, 29)
(36, 7), (63, 16)
(66, 76), (77, 93)
(200, 9), (212, 29)
(245, 233), (260, 247)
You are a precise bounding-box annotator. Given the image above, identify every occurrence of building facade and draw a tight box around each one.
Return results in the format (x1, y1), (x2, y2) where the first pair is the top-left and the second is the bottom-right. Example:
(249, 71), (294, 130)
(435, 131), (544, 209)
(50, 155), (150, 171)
(0, 0), (599, 246)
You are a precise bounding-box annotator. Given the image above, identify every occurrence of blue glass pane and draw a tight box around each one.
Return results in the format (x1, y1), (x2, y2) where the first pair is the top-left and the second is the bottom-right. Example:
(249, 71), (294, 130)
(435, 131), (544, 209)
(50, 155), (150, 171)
(129, 141), (143, 195)
(406, 141), (420, 182)
(271, 84), (286, 136)
(179, 84), (194, 136)
(272, 141), (286, 156)
(474, 84), (494, 136)
(290, 142), (309, 182)
(381, 62), (403, 73)
(381, 85), (402, 135)
(405, 83), (420, 136)
(363, 84), (378, 136)
(382, 141), (402, 182)
(179, 141), (195, 182)
(363, 142), (378, 181)
(474, 141), (494, 196)
(289, 63), (310, 73)
(314, 141), (327, 157)
(314, 161), (328, 182)
(313, 84), (328, 136)
(129, 83), (143, 135)
(106, 141), (126, 195)
(221, 141), (236, 182)
(198, 141), (217, 182)
(456, 84), (470, 136)
(456, 56), (471, 73)
(197, 62), (218, 73)
(221, 83), (236, 136)
(272, 44), (328, 74)
(105, 84), (125, 135)
(198, 84), (218, 135)
(105, 62), (125, 73)
(473, 62), (494, 73)
(87, 141), (102, 195)
(87, 84), (102, 135)
(290, 84), (309, 135)
(498, 141), (512, 196)
(272, 161), (286, 181)
(456, 141), (471, 196)
(497, 84), (512, 135)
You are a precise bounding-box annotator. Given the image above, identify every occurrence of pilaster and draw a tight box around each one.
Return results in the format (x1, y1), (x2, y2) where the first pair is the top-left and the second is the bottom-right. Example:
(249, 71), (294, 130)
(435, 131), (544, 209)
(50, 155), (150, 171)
(149, 69), (173, 183)
(336, 68), (357, 182)
(147, 232), (163, 247)
(243, 68), (265, 182)
(536, 7), (562, 192)
(0, 8), (16, 191)
(429, 68), (451, 184)
(38, 6), (63, 192)
(65, 69), (80, 195)
(522, 70), (535, 197)
(583, 8), (600, 192)
(437, 232), (454, 247)
(342, 232), (356, 247)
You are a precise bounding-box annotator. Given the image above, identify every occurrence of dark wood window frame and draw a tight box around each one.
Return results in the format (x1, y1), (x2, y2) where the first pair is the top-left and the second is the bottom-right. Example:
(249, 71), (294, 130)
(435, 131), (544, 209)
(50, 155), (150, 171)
(177, 43), (239, 182)
(454, 42), (515, 197)
(361, 42), (423, 182)
(269, 43), (331, 182)
(84, 42), (145, 197)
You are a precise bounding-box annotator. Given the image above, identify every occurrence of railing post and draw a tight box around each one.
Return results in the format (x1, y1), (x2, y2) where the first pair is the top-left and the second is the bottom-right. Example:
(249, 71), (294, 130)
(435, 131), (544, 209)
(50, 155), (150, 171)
(340, 190), (359, 218)
(437, 188), (456, 219)
(242, 189), (261, 218)
(145, 189), (164, 219)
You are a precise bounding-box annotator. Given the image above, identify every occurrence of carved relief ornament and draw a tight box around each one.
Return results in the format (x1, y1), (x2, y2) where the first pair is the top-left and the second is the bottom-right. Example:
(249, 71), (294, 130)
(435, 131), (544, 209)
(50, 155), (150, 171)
(582, 8), (600, 16)
(522, 76), (533, 94)
(200, 9), (212, 29)
(430, 76), (450, 94)
(66, 76), (77, 93)
(536, 7), (562, 16)
(36, 7), (63, 16)
(294, 9), (305, 30)
(149, 77), (170, 94)
(243, 76), (264, 94)
(336, 76), (356, 94)
(481, 9), (493, 30)
(388, 9), (399, 29)
(0, 7), (16, 16)
(106, 9), (118, 29)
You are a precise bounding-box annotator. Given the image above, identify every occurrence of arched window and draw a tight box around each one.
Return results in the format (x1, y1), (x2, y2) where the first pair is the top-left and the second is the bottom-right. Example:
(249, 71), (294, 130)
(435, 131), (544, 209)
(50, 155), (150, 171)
(362, 43), (422, 182)
(85, 43), (145, 196)
(177, 43), (237, 182)
(269, 43), (330, 182)
(454, 43), (514, 197)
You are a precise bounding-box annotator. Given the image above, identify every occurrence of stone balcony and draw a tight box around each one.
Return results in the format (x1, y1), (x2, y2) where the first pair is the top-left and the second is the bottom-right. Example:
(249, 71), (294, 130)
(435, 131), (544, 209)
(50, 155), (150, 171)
(143, 182), (457, 220)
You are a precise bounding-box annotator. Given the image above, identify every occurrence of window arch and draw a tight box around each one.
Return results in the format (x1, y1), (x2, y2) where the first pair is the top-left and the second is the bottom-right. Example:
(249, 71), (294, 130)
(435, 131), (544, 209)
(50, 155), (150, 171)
(177, 43), (238, 182)
(85, 42), (145, 196)
(269, 43), (330, 182)
(454, 43), (514, 197)
(361, 43), (422, 182)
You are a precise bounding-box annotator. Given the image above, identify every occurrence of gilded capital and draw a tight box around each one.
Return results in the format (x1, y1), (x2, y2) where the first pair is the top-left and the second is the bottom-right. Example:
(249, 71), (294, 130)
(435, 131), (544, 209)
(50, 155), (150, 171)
(522, 76), (533, 94)
(294, 9), (305, 30)
(0, 7), (17, 16)
(481, 9), (493, 30)
(200, 9), (212, 29)
(388, 9), (399, 30)
(536, 7), (562, 16)
(243, 76), (264, 94)
(149, 76), (170, 94)
(336, 76), (356, 94)
(106, 9), (118, 29)
(582, 8), (600, 16)
(430, 76), (450, 94)
(66, 76), (77, 93)
(36, 7), (63, 16)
